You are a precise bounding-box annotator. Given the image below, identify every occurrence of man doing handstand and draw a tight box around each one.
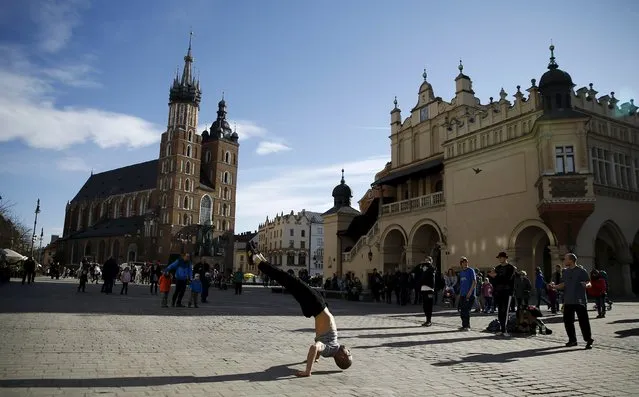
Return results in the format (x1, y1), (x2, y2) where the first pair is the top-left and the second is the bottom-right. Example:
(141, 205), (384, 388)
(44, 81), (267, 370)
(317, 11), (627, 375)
(247, 241), (352, 377)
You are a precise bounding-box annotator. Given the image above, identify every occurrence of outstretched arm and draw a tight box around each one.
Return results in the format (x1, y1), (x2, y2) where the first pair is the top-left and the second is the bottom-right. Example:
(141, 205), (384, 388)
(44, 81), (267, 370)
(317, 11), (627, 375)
(296, 343), (321, 377)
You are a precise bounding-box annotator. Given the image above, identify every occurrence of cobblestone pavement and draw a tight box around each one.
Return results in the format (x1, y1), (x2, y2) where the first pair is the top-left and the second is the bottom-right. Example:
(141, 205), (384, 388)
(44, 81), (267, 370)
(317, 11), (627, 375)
(0, 278), (637, 397)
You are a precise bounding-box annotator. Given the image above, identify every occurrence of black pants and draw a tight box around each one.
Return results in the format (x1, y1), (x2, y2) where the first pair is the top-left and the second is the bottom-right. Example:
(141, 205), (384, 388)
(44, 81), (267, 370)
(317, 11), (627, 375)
(563, 303), (592, 342)
(495, 293), (511, 333)
(421, 291), (434, 322)
(150, 281), (158, 294)
(172, 279), (187, 305)
(234, 282), (243, 295)
(201, 284), (210, 302)
(258, 261), (326, 318)
(78, 276), (87, 292)
(22, 271), (35, 284)
(120, 282), (128, 295)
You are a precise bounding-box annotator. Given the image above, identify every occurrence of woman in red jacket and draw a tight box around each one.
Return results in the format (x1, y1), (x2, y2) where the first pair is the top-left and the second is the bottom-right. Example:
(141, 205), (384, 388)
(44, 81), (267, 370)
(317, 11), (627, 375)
(587, 270), (607, 318)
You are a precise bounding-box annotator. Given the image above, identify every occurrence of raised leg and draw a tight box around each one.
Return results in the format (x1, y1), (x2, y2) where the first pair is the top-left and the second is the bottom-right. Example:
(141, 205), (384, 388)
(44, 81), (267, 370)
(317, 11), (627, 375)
(248, 242), (326, 318)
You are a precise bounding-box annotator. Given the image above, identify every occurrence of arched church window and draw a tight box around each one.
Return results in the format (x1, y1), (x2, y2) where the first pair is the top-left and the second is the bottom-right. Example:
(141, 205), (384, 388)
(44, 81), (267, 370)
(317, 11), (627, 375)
(225, 151), (230, 163)
(205, 151), (211, 163)
(165, 144), (172, 157)
(188, 131), (193, 142)
(126, 198), (133, 217)
(185, 179), (191, 192)
(185, 161), (191, 174)
(199, 195), (212, 225)
(183, 196), (189, 209)
(183, 213), (188, 225)
(187, 145), (192, 157)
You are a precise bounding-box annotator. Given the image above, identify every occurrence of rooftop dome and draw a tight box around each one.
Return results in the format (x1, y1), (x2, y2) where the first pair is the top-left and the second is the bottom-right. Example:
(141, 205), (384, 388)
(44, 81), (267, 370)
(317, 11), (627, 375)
(539, 44), (574, 91)
(332, 169), (352, 208)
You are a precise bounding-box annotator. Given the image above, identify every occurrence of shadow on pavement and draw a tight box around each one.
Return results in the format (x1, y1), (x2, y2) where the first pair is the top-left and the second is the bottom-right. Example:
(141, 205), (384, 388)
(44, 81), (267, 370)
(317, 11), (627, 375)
(292, 326), (423, 333)
(353, 335), (489, 349)
(341, 330), (458, 339)
(0, 362), (343, 388)
(610, 319), (639, 325)
(432, 345), (568, 365)
(615, 328), (639, 338)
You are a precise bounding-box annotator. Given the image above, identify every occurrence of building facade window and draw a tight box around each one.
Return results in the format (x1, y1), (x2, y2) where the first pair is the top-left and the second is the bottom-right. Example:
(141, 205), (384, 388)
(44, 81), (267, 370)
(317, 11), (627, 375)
(225, 151), (230, 163)
(287, 253), (295, 266)
(185, 161), (191, 174)
(199, 195), (212, 225)
(555, 146), (575, 174)
(187, 145), (192, 157)
(185, 179), (190, 192)
(205, 151), (211, 163)
(612, 153), (632, 190)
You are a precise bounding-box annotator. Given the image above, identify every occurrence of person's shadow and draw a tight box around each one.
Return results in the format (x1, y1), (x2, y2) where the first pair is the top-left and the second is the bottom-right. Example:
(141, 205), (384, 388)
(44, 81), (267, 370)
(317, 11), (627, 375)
(432, 345), (569, 366)
(0, 362), (343, 389)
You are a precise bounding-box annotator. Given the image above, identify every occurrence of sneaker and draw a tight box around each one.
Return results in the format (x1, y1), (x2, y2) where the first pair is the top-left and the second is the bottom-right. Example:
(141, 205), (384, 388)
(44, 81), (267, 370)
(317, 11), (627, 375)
(585, 339), (594, 349)
(422, 321), (432, 327)
(565, 341), (578, 347)
(246, 241), (266, 267)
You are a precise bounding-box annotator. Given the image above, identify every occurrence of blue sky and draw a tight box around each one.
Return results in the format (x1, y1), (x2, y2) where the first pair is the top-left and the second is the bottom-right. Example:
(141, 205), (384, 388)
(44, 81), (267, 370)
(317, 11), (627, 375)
(0, 0), (637, 245)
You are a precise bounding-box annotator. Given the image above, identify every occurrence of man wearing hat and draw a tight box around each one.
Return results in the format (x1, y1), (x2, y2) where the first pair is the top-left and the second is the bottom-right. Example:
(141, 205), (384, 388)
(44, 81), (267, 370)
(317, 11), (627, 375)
(488, 252), (517, 336)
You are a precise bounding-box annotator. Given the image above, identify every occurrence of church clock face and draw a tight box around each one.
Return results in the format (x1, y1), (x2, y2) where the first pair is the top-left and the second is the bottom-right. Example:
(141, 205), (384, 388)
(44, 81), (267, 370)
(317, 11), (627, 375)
(420, 106), (429, 122)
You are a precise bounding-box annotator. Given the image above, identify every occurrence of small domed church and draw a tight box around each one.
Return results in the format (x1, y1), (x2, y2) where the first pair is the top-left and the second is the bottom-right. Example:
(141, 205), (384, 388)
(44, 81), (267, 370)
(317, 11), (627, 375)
(322, 45), (639, 296)
(60, 38), (240, 266)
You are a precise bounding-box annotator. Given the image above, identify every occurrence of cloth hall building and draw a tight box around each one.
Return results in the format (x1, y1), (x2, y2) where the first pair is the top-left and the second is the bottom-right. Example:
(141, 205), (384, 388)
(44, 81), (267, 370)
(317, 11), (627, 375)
(323, 46), (639, 297)
(60, 40), (240, 266)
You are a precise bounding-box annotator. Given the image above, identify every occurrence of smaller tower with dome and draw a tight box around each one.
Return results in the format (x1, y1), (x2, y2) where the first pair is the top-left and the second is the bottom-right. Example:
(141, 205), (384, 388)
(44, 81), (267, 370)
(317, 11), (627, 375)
(200, 94), (240, 234)
(322, 170), (360, 278)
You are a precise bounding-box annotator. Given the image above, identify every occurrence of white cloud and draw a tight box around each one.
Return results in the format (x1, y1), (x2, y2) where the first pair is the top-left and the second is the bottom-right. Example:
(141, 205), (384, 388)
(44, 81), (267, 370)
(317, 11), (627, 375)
(234, 155), (389, 232)
(55, 156), (91, 172)
(40, 63), (101, 88)
(255, 141), (292, 155)
(31, 0), (89, 53)
(0, 46), (162, 150)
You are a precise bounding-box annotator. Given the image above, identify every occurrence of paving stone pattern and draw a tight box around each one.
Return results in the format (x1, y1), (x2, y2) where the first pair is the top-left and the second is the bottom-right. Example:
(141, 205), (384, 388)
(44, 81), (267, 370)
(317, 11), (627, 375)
(0, 278), (637, 397)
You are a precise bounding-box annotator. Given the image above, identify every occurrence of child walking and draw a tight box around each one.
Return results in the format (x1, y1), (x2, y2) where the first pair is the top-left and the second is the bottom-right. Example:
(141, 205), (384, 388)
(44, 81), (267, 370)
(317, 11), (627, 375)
(482, 278), (494, 313)
(188, 274), (202, 308)
(120, 267), (131, 295)
(159, 272), (172, 308)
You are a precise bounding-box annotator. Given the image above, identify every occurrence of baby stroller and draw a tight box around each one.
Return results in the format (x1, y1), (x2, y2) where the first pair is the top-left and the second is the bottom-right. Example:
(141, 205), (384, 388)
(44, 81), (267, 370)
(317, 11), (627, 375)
(442, 287), (455, 308)
(515, 305), (552, 335)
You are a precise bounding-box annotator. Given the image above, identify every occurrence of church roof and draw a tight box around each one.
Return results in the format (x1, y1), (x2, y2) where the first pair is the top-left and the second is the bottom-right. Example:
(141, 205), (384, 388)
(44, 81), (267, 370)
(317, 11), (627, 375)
(64, 215), (146, 240)
(71, 160), (159, 203)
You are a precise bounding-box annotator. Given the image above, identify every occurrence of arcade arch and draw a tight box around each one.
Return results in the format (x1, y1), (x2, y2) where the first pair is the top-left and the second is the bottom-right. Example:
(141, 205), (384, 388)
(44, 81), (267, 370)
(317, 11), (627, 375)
(381, 225), (407, 273)
(594, 220), (630, 296)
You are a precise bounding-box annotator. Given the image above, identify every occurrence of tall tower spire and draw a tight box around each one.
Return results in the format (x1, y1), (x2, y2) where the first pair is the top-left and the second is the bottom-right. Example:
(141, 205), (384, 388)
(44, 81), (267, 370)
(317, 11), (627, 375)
(169, 32), (201, 106)
(181, 31), (194, 85)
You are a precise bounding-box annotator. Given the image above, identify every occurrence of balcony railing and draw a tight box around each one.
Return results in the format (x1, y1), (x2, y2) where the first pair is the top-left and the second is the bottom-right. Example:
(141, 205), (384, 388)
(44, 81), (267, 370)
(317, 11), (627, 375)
(342, 220), (380, 262)
(381, 191), (445, 216)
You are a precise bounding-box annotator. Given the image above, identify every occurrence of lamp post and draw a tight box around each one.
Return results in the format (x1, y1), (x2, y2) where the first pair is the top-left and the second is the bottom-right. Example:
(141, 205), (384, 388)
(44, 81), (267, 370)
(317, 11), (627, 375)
(30, 199), (41, 258)
(38, 228), (44, 264)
